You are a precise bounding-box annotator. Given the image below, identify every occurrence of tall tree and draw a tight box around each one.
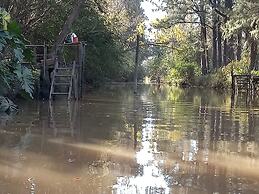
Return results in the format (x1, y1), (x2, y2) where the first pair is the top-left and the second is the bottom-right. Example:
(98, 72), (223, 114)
(212, 0), (218, 69)
(51, 0), (84, 56)
(156, 0), (210, 74)
(223, 0), (234, 66)
(224, 0), (259, 70)
(236, 31), (242, 61)
(209, 0), (224, 67)
(199, 0), (208, 74)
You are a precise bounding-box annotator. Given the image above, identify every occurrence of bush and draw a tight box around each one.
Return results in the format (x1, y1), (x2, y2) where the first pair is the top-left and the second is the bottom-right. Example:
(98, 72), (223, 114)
(167, 60), (201, 86)
(196, 55), (254, 90)
(0, 8), (34, 98)
(197, 68), (231, 89)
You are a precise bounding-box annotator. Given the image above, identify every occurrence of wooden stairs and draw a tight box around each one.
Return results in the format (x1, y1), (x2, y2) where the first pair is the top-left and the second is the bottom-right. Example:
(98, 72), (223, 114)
(49, 60), (77, 100)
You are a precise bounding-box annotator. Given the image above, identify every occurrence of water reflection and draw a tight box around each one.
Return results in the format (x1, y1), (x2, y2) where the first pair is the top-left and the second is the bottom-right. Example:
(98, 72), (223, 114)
(113, 111), (170, 193)
(49, 100), (79, 137)
(1, 85), (259, 193)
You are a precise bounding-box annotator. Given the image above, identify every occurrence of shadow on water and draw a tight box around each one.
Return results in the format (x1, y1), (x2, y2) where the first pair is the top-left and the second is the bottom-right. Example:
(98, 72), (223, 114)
(1, 85), (259, 193)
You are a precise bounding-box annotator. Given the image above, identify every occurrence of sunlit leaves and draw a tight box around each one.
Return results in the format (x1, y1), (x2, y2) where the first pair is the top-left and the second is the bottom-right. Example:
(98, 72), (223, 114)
(137, 22), (145, 35)
(0, 8), (10, 30)
(154, 25), (187, 44)
(146, 22), (200, 84)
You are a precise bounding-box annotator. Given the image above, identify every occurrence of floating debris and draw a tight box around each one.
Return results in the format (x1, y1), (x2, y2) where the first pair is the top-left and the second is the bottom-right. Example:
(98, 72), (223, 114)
(27, 177), (36, 194)
(73, 177), (82, 181)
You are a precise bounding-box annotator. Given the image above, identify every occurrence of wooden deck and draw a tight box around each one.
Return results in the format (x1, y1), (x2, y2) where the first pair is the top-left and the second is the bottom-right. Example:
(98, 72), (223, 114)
(232, 75), (259, 94)
(24, 42), (86, 100)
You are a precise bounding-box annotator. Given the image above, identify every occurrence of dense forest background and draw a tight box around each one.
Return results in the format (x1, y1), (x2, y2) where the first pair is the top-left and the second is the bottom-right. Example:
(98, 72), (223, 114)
(0, 0), (259, 100)
(146, 0), (259, 88)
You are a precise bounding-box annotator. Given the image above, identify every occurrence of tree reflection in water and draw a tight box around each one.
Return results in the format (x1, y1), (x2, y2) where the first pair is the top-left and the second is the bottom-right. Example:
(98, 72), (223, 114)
(113, 106), (170, 193)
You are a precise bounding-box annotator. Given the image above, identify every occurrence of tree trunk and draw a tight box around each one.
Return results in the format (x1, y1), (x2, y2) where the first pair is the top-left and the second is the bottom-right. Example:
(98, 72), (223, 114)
(228, 36), (235, 62)
(217, 22), (223, 67)
(223, 38), (228, 66)
(51, 0), (84, 57)
(200, 1), (208, 75)
(216, 0), (222, 67)
(250, 39), (258, 71)
(223, 21), (235, 66)
(225, 0), (233, 10)
(134, 34), (140, 93)
(212, 27), (217, 69)
(200, 24), (208, 74)
(236, 31), (242, 61)
(212, 0), (218, 69)
(223, 0), (234, 66)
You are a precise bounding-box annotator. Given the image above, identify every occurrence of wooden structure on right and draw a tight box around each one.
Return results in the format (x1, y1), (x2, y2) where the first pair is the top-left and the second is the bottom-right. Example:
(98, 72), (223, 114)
(232, 75), (259, 95)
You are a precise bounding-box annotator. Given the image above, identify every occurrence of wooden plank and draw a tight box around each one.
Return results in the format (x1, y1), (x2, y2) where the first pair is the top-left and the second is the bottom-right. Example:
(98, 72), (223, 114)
(55, 75), (72, 77)
(43, 43), (47, 78)
(54, 83), (70, 86)
(49, 60), (59, 100)
(52, 92), (69, 95)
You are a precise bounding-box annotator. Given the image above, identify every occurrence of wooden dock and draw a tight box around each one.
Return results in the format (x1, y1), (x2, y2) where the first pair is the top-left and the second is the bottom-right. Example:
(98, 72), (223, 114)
(232, 75), (259, 94)
(24, 42), (86, 100)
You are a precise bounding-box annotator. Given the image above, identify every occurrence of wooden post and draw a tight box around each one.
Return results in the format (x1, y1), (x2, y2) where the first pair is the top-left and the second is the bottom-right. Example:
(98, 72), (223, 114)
(78, 42), (83, 98)
(231, 63), (236, 94)
(43, 43), (47, 78)
(73, 73), (79, 100)
(134, 34), (140, 94)
(250, 75), (254, 97)
(77, 42), (86, 98)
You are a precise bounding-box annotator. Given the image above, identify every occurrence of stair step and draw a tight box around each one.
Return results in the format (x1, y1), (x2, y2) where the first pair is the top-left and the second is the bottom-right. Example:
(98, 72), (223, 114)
(52, 92), (69, 95)
(51, 124), (72, 128)
(55, 75), (72, 77)
(57, 129), (76, 134)
(56, 68), (72, 70)
(54, 83), (70, 86)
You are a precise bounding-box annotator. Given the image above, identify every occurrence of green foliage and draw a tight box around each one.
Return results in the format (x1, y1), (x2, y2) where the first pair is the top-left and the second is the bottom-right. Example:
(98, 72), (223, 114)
(0, 8), (10, 30)
(147, 0), (259, 88)
(167, 60), (200, 85)
(0, 8), (34, 98)
(197, 55), (254, 89)
(14, 65), (34, 98)
(146, 25), (200, 85)
(228, 56), (250, 75)
(146, 54), (168, 81)
(224, 0), (259, 39)
(16, 0), (146, 84)
(0, 96), (17, 112)
(1, 0), (147, 86)
(72, 2), (144, 83)
(147, 52), (201, 86)
(197, 69), (231, 89)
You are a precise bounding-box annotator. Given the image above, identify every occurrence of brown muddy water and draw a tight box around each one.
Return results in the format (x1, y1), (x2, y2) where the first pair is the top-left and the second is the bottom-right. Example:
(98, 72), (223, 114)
(1, 84), (259, 194)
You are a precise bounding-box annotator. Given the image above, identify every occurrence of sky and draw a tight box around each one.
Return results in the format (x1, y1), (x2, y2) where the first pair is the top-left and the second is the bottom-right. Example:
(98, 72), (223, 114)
(141, 0), (166, 39)
(141, 0), (165, 23)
